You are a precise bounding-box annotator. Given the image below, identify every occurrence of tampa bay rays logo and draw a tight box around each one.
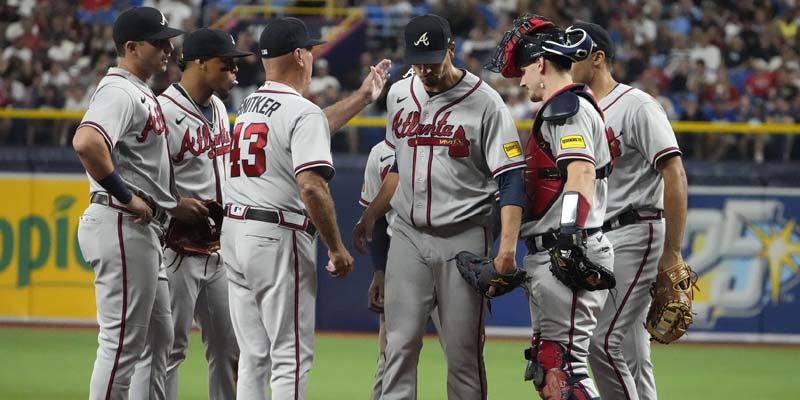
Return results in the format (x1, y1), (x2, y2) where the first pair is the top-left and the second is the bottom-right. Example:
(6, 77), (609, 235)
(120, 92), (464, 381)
(414, 32), (430, 47)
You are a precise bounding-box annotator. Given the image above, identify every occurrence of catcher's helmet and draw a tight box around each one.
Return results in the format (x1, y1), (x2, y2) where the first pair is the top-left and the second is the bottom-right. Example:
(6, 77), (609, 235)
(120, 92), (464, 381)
(485, 15), (595, 78)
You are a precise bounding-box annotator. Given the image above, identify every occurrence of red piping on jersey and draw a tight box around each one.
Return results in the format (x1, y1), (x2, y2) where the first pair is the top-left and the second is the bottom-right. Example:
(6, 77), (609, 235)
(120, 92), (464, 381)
(425, 78), (484, 226)
(384, 139), (395, 149)
(408, 77), (423, 227)
(359, 198), (370, 207)
(105, 213), (128, 400)
(601, 87), (636, 112)
(160, 99), (178, 202)
(256, 89), (300, 97)
(292, 231), (300, 400)
(556, 153), (596, 164)
(478, 226), (489, 400)
(210, 98), (224, 202)
(410, 146), (418, 227)
(431, 79), (483, 124)
(604, 223), (653, 400)
(410, 76), (422, 112)
(566, 291), (578, 376)
(477, 294), (487, 400)
(294, 160), (333, 173)
(426, 150), (434, 226)
(652, 146), (681, 167)
(80, 121), (113, 148)
(159, 93), (205, 123)
(105, 73), (126, 79)
(492, 161), (526, 177)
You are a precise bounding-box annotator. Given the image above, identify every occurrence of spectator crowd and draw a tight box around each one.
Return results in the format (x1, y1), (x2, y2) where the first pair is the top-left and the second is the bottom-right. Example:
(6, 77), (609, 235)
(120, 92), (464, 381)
(1, 0), (799, 161)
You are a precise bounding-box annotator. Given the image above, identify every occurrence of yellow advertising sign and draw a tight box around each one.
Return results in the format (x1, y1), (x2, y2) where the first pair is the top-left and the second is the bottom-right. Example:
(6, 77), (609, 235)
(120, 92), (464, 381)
(0, 173), (95, 321)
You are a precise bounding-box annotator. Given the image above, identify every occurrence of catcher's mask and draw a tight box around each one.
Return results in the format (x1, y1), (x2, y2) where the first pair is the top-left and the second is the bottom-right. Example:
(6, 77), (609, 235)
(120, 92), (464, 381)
(485, 15), (595, 78)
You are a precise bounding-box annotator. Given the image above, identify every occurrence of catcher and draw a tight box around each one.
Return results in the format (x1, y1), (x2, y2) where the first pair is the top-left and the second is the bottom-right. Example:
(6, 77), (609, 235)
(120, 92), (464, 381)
(486, 16), (616, 400)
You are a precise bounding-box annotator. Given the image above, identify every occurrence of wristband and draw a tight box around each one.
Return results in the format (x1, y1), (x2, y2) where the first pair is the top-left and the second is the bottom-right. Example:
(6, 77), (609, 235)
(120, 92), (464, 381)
(560, 191), (590, 230)
(98, 171), (133, 204)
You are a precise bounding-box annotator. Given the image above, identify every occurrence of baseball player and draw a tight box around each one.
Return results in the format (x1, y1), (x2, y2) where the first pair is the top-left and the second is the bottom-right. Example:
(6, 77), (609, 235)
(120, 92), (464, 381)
(150, 28), (252, 400)
(72, 7), (208, 400)
(353, 14), (526, 400)
(486, 16), (614, 399)
(570, 22), (688, 400)
(360, 68), (445, 400)
(222, 17), (388, 400)
(360, 139), (395, 400)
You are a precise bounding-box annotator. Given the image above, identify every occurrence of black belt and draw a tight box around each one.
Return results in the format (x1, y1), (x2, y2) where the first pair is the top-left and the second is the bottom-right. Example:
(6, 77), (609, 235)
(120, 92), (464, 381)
(602, 209), (664, 232)
(225, 205), (317, 237)
(524, 227), (602, 253)
(90, 192), (169, 226)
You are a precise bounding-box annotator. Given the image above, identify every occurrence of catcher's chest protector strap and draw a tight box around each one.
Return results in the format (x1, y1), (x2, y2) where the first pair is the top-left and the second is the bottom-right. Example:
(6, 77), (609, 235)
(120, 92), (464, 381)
(524, 84), (613, 220)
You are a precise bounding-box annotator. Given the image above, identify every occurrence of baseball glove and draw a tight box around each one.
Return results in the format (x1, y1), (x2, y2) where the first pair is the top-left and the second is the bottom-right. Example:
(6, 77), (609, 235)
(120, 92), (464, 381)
(454, 251), (528, 298)
(645, 262), (697, 344)
(549, 244), (616, 291)
(164, 200), (224, 256)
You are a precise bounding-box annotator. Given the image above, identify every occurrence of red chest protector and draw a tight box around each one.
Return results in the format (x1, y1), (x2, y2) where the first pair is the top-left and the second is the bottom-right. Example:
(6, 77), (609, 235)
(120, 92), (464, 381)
(524, 83), (613, 221)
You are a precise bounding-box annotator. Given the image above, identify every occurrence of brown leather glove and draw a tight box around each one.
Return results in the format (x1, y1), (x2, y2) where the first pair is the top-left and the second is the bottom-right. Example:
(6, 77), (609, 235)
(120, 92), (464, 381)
(645, 262), (697, 344)
(164, 200), (224, 256)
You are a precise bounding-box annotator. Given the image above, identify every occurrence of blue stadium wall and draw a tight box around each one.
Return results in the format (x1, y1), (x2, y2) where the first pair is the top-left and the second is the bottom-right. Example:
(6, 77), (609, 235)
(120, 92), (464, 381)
(0, 148), (799, 343)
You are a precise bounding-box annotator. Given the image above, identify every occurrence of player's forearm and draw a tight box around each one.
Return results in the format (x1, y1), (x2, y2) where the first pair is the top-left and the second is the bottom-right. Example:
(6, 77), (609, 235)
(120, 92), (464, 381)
(563, 160), (596, 206)
(497, 205), (522, 257)
(73, 126), (114, 181)
(297, 172), (346, 251)
(362, 172), (398, 223)
(659, 156), (688, 264)
(323, 91), (371, 134)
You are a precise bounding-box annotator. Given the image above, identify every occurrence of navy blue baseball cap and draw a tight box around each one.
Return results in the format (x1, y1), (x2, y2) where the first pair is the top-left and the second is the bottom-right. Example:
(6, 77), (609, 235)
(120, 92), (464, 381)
(404, 14), (453, 65)
(113, 7), (184, 44)
(259, 17), (326, 59)
(182, 28), (253, 60)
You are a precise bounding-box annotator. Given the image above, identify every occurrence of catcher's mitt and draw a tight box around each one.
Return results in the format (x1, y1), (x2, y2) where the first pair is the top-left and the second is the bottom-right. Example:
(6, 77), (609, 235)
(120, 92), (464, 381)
(454, 251), (527, 298)
(549, 244), (615, 291)
(645, 262), (696, 344)
(165, 200), (224, 256)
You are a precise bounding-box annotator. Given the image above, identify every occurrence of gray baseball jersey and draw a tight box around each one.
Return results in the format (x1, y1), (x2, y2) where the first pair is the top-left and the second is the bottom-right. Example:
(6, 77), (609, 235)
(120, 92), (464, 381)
(224, 81), (334, 212)
(588, 83), (681, 400)
(360, 141), (396, 234)
(157, 84), (238, 400)
(80, 67), (176, 400)
(222, 80), (333, 400)
(601, 84), (681, 219)
(520, 96), (610, 237)
(385, 70), (525, 228)
(79, 67), (177, 208)
(160, 84), (231, 202)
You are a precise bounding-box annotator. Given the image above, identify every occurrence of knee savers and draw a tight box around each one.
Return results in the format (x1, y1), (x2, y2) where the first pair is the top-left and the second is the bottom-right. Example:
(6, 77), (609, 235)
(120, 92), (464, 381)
(524, 337), (593, 400)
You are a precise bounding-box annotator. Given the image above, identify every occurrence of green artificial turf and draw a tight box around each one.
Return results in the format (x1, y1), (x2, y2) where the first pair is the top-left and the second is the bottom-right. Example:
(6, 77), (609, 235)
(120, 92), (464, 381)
(0, 327), (797, 399)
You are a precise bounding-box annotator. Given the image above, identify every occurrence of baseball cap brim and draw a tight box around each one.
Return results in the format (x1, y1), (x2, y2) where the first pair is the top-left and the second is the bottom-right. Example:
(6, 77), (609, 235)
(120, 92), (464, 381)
(302, 38), (327, 48)
(405, 49), (447, 65)
(221, 48), (254, 58)
(145, 26), (185, 40)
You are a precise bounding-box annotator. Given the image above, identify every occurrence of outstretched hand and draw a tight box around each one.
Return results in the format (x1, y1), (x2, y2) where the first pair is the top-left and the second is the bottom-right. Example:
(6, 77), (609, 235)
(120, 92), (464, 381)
(359, 59), (391, 103)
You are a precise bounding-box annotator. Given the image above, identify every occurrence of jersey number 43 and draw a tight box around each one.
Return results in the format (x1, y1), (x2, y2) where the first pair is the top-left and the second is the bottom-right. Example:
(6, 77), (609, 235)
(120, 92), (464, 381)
(230, 122), (268, 177)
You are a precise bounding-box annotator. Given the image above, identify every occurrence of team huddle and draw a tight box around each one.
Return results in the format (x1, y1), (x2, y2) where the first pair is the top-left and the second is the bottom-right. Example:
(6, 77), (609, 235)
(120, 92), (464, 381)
(73, 6), (695, 400)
